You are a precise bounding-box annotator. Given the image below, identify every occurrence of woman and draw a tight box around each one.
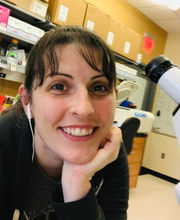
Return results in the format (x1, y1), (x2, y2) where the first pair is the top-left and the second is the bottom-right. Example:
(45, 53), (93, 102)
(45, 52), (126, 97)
(0, 26), (129, 220)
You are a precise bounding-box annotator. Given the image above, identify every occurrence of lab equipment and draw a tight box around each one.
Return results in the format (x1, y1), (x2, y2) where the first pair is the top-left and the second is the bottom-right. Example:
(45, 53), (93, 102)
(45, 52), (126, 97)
(145, 55), (180, 205)
(115, 107), (154, 133)
(145, 55), (180, 146)
(116, 80), (140, 106)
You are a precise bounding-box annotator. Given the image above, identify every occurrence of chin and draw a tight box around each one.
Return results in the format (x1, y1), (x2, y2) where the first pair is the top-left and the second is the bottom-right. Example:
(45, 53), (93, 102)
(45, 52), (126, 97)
(65, 150), (97, 165)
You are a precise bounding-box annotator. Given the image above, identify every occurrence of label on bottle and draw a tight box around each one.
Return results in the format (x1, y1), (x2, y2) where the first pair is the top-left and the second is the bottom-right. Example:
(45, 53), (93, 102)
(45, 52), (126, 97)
(10, 63), (16, 71)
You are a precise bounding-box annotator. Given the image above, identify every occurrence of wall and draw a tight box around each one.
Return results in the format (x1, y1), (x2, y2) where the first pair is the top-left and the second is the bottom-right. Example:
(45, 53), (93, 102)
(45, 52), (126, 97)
(163, 32), (180, 64)
(142, 33), (180, 179)
(86, 0), (167, 64)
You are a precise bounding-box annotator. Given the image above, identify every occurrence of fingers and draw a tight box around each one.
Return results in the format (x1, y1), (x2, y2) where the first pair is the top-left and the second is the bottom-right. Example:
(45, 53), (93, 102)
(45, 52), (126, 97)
(88, 126), (122, 173)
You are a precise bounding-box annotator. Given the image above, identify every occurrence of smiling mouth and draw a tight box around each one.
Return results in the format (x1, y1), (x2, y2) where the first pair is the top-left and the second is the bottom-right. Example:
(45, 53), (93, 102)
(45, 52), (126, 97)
(61, 127), (97, 137)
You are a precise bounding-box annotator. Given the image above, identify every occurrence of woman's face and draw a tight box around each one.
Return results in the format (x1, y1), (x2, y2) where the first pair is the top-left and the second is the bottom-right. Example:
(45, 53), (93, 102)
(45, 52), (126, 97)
(30, 44), (117, 165)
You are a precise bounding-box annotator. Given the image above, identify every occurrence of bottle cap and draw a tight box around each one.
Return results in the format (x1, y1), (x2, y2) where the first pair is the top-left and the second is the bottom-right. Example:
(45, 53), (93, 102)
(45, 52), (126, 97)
(12, 39), (18, 44)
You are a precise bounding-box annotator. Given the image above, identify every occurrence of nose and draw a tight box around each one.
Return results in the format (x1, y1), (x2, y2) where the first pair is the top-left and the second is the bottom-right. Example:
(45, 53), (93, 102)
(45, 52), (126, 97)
(70, 88), (95, 118)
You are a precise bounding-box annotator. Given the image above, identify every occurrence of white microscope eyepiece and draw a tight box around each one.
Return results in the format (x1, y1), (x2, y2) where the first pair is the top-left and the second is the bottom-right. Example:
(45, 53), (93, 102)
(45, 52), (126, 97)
(145, 55), (173, 83)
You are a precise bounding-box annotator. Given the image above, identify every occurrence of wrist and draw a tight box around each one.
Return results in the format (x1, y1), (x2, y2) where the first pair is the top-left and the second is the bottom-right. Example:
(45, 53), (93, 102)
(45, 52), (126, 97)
(62, 178), (91, 202)
(61, 164), (92, 202)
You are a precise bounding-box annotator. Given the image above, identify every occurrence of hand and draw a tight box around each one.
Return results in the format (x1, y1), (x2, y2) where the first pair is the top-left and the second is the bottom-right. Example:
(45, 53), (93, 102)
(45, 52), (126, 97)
(61, 126), (122, 202)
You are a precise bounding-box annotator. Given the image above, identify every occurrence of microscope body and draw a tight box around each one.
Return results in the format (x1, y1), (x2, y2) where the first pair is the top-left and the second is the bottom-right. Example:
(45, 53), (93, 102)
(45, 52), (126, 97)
(145, 55), (180, 204)
(145, 55), (180, 146)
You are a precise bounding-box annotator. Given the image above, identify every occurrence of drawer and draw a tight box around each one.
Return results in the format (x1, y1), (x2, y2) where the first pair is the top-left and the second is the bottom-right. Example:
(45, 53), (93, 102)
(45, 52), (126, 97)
(128, 149), (143, 163)
(129, 175), (138, 188)
(129, 162), (140, 176)
(133, 137), (146, 145)
(132, 137), (146, 150)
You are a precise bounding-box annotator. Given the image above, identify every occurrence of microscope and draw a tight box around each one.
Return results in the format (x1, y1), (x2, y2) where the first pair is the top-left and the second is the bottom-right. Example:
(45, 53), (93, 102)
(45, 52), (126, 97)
(145, 55), (180, 205)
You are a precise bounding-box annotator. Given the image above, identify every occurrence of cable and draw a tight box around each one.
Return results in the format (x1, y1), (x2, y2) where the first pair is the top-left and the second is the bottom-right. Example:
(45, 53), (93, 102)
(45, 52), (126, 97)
(28, 118), (35, 163)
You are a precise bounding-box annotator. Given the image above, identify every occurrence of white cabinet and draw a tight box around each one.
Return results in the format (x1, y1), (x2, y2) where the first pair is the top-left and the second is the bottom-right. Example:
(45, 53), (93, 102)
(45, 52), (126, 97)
(142, 131), (180, 180)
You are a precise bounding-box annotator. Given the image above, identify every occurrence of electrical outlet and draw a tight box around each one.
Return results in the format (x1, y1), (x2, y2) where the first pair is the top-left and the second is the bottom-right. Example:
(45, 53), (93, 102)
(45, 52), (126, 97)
(161, 153), (165, 159)
(0, 73), (6, 78)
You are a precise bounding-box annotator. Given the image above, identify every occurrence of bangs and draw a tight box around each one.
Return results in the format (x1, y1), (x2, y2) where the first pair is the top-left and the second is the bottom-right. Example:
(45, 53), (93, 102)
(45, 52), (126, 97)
(25, 26), (116, 94)
(75, 43), (103, 73)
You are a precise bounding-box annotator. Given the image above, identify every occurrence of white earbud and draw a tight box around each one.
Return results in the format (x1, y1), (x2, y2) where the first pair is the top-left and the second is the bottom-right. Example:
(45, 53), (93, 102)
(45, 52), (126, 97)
(27, 103), (31, 120)
(27, 102), (34, 162)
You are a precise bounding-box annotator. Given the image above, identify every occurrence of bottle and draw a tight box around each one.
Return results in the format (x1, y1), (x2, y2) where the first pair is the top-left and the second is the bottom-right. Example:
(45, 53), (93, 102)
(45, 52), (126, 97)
(6, 39), (19, 70)
(0, 38), (5, 56)
(6, 39), (19, 51)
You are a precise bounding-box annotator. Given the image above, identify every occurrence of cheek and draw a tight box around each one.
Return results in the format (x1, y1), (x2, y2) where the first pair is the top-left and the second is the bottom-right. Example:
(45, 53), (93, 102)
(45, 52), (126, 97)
(32, 95), (67, 123)
(96, 96), (116, 123)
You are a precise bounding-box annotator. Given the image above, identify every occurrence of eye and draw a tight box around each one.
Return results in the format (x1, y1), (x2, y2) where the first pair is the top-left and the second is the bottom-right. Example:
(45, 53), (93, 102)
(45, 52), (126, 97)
(90, 82), (111, 96)
(93, 84), (108, 92)
(52, 83), (65, 90)
(50, 82), (68, 95)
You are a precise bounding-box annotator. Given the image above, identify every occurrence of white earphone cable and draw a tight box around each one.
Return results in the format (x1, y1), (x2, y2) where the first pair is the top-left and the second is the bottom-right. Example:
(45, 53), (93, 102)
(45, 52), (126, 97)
(28, 118), (35, 162)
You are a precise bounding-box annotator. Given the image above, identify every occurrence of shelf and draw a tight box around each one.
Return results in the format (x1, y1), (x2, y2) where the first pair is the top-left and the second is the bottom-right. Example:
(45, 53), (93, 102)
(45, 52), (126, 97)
(0, 29), (35, 45)
(0, 0), (55, 31)
(0, 67), (25, 83)
(114, 52), (145, 70)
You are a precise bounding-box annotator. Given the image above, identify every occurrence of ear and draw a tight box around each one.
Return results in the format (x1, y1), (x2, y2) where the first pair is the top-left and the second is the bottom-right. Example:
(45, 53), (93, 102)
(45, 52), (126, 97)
(19, 84), (33, 118)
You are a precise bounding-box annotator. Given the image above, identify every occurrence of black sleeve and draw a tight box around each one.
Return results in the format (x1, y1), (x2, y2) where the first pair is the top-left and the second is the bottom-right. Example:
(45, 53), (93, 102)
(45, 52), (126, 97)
(0, 148), (12, 219)
(96, 144), (129, 220)
(51, 144), (129, 220)
(52, 186), (104, 220)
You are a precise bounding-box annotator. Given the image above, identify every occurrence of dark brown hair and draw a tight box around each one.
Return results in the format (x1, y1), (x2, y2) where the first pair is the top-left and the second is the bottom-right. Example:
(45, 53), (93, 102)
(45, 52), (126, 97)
(25, 25), (116, 95)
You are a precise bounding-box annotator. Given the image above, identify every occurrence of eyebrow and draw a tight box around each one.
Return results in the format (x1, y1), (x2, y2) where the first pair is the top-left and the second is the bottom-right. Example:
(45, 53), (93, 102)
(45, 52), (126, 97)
(46, 72), (106, 80)
(91, 74), (106, 80)
(46, 72), (73, 79)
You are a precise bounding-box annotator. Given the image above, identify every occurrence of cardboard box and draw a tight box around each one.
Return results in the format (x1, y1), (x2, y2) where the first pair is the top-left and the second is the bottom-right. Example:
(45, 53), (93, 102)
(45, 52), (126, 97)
(83, 4), (110, 41)
(17, 0), (48, 18)
(106, 18), (143, 62)
(7, 16), (45, 43)
(7, 16), (21, 36)
(114, 24), (142, 62)
(106, 17), (125, 54)
(48, 0), (87, 26)
(6, 0), (18, 5)
(123, 26), (142, 61)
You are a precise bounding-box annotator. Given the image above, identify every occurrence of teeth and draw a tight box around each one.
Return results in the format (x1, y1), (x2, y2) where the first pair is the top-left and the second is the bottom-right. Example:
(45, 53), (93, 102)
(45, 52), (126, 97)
(62, 128), (93, 136)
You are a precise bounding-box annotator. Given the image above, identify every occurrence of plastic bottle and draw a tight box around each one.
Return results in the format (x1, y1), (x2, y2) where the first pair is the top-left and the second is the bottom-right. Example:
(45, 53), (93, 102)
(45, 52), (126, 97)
(6, 39), (19, 51)
(6, 39), (19, 70)
(0, 38), (5, 56)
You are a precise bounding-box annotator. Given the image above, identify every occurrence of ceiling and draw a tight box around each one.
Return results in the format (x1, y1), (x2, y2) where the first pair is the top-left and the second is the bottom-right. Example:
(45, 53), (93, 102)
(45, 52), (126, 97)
(126, 0), (180, 33)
